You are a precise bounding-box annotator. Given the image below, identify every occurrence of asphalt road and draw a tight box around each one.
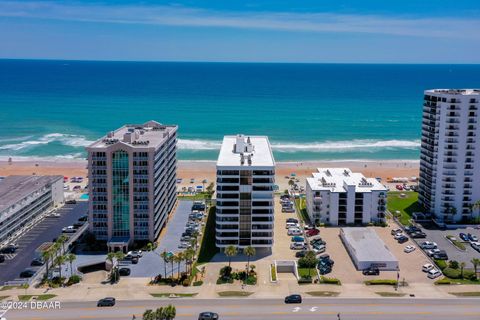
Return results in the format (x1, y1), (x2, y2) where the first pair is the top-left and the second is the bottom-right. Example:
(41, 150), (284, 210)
(0, 202), (88, 284)
(3, 298), (480, 320)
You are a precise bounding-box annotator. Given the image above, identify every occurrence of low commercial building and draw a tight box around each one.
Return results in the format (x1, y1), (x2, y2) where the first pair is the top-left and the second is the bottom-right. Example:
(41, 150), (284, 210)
(0, 175), (64, 244)
(306, 168), (387, 225)
(216, 134), (276, 249)
(340, 227), (398, 271)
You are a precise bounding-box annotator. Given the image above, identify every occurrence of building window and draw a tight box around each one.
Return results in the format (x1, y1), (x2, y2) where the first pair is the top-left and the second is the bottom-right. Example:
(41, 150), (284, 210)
(112, 150), (130, 237)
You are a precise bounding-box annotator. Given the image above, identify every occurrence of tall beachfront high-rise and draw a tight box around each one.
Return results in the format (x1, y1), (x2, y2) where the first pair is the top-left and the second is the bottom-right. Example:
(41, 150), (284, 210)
(419, 89), (480, 223)
(216, 135), (275, 249)
(86, 121), (177, 252)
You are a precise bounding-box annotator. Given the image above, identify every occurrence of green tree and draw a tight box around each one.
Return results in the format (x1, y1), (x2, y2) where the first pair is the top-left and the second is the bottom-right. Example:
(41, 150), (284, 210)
(56, 234), (69, 254)
(184, 248), (195, 275)
(146, 242), (154, 252)
(175, 252), (184, 279)
(162, 304), (176, 320)
(142, 309), (154, 320)
(244, 246), (256, 274)
(55, 255), (66, 280)
(472, 258), (480, 278)
(41, 249), (53, 279)
(460, 262), (466, 279)
(65, 253), (77, 277)
(224, 245), (238, 268)
(160, 251), (170, 279)
(106, 251), (124, 283)
(303, 251), (318, 278)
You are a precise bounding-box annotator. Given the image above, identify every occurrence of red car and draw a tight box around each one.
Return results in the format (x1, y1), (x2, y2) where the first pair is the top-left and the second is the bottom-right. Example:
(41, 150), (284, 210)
(395, 184), (403, 191)
(306, 229), (320, 237)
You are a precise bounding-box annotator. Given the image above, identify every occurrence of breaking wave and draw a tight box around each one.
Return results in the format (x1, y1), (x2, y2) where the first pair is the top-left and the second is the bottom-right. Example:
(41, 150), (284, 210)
(0, 133), (94, 151)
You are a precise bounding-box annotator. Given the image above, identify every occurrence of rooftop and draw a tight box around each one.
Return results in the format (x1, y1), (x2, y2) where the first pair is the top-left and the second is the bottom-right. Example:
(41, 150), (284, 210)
(87, 120), (177, 149)
(0, 175), (63, 213)
(217, 134), (275, 167)
(341, 228), (398, 263)
(307, 168), (387, 193)
(425, 89), (480, 96)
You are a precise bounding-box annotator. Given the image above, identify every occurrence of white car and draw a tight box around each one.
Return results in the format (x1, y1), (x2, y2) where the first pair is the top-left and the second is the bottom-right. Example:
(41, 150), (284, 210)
(285, 222), (299, 229)
(420, 241), (437, 249)
(426, 248), (441, 257)
(422, 263), (434, 272)
(471, 242), (480, 252)
(394, 233), (405, 240)
(427, 269), (442, 279)
(290, 242), (306, 250)
(287, 228), (302, 236)
(404, 245), (416, 253)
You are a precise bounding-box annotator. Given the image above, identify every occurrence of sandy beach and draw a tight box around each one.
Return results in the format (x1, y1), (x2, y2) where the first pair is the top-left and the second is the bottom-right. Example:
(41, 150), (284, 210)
(0, 158), (419, 191)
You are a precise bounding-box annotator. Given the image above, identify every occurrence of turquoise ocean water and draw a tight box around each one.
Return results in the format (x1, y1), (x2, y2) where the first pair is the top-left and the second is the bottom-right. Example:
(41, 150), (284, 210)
(1, 60), (479, 161)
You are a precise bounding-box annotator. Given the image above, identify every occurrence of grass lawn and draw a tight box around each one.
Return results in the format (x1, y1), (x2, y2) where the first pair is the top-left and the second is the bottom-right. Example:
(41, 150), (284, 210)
(446, 235), (466, 250)
(197, 206), (219, 263)
(18, 294), (57, 301)
(150, 293), (197, 298)
(178, 193), (211, 201)
(298, 268), (316, 278)
(0, 285), (26, 291)
(217, 291), (253, 297)
(306, 291), (340, 297)
(0, 295), (9, 301)
(387, 192), (422, 226)
(449, 292), (480, 297)
(375, 291), (407, 297)
(436, 277), (480, 285)
(271, 264), (277, 282)
(294, 198), (311, 224)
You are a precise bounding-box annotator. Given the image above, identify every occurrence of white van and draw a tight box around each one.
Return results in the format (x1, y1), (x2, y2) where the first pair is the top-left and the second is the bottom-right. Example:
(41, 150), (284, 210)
(285, 222), (299, 229)
(427, 269), (442, 279)
(288, 228), (302, 236)
(290, 242), (306, 250)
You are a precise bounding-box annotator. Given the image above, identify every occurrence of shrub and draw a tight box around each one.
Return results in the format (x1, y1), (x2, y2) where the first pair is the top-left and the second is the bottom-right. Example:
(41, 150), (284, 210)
(219, 266), (232, 278)
(435, 278), (451, 285)
(443, 267), (461, 279)
(66, 275), (81, 286)
(245, 276), (257, 285)
(182, 279), (191, 287)
(320, 276), (341, 285)
(364, 279), (398, 286)
(434, 259), (447, 270)
(448, 260), (459, 269)
(193, 281), (203, 286)
(298, 277), (312, 284)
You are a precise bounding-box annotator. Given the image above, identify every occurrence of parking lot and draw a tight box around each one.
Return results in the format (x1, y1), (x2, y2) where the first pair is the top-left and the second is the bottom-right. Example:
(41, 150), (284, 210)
(413, 226), (480, 265)
(0, 201), (88, 284)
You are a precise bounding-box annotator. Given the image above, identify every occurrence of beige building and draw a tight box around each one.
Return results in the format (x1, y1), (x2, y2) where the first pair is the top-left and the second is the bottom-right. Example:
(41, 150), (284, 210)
(86, 120), (177, 252)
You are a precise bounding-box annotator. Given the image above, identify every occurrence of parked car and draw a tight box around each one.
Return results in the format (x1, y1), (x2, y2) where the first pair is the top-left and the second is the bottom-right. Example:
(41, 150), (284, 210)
(286, 222), (300, 229)
(286, 218), (298, 224)
(290, 242), (306, 250)
(288, 228), (302, 236)
(427, 269), (442, 279)
(312, 244), (326, 254)
(30, 258), (45, 266)
(318, 254), (334, 266)
(459, 233), (469, 241)
(468, 233), (479, 242)
(19, 269), (36, 278)
(397, 235), (408, 244)
(391, 228), (402, 235)
(62, 226), (76, 233)
(97, 297), (116, 307)
(422, 263), (434, 272)
(470, 242), (480, 252)
(295, 250), (307, 258)
(394, 233), (405, 240)
(410, 232), (427, 239)
(362, 267), (380, 276)
(198, 312), (219, 320)
(395, 185), (403, 191)
(404, 245), (416, 253)
(405, 226), (421, 234)
(0, 245), (17, 254)
(284, 294), (302, 304)
(433, 251), (448, 260)
(426, 248), (441, 257)
(306, 229), (320, 237)
(65, 199), (77, 204)
(0, 254), (5, 263)
(420, 241), (437, 249)
(131, 257), (139, 264)
(119, 268), (131, 276)
(291, 236), (305, 243)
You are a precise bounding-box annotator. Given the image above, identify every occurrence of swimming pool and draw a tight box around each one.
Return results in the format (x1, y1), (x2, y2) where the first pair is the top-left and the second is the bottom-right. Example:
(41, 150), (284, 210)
(79, 194), (89, 200)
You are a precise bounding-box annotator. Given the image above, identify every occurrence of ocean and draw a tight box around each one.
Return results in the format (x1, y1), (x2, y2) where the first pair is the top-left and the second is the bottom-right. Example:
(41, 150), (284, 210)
(1, 60), (479, 162)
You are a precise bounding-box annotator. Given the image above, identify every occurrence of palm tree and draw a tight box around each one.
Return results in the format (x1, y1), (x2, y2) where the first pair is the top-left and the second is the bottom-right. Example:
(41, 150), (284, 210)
(65, 253), (76, 277)
(184, 248), (195, 275)
(224, 245), (238, 268)
(460, 262), (466, 279)
(160, 251), (170, 279)
(154, 307), (164, 320)
(202, 179), (208, 191)
(55, 255), (66, 280)
(175, 252), (184, 279)
(56, 234), (69, 254)
(146, 242), (154, 252)
(142, 309), (154, 320)
(472, 258), (480, 278)
(163, 304), (176, 320)
(244, 246), (256, 274)
(41, 249), (53, 279)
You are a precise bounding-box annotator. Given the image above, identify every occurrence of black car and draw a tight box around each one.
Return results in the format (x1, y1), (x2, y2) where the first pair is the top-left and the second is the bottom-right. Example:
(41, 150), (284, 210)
(73, 221), (86, 228)
(295, 250), (307, 258)
(65, 199), (77, 204)
(0, 245), (17, 254)
(362, 268), (380, 276)
(78, 215), (88, 222)
(0, 254), (5, 263)
(19, 270), (36, 278)
(119, 268), (131, 276)
(410, 232), (427, 239)
(97, 297), (116, 307)
(397, 236), (409, 244)
(30, 258), (45, 266)
(198, 312), (219, 320)
(405, 226), (421, 234)
(286, 218), (298, 224)
(131, 257), (139, 264)
(285, 294), (302, 304)
(433, 252), (448, 260)
(318, 254), (334, 266)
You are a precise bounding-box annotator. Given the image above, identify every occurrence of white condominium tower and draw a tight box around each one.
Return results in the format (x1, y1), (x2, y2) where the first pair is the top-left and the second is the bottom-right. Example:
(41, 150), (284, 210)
(419, 89), (480, 223)
(305, 168), (387, 225)
(216, 134), (275, 249)
(87, 120), (177, 252)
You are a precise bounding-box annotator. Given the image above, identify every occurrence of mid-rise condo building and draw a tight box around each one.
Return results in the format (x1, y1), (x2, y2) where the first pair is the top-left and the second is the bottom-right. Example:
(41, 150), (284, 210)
(87, 120), (177, 252)
(306, 168), (387, 225)
(0, 175), (64, 244)
(419, 89), (480, 223)
(216, 134), (275, 249)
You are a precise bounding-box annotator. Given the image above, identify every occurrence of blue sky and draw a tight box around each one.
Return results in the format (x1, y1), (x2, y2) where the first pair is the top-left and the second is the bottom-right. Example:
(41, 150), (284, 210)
(0, 0), (479, 63)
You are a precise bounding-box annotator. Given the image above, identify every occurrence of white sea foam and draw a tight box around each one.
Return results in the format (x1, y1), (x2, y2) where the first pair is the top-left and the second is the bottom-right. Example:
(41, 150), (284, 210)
(178, 138), (420, 152)
(0, 133), (94, 151)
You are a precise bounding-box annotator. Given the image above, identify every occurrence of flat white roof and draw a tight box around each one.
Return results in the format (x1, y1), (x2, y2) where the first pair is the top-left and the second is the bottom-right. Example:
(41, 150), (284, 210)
(341, 228), (398, 263)
(217, 135), (275, 167)
(425, 89), (480, 96)
(307, 168), (387, 193)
